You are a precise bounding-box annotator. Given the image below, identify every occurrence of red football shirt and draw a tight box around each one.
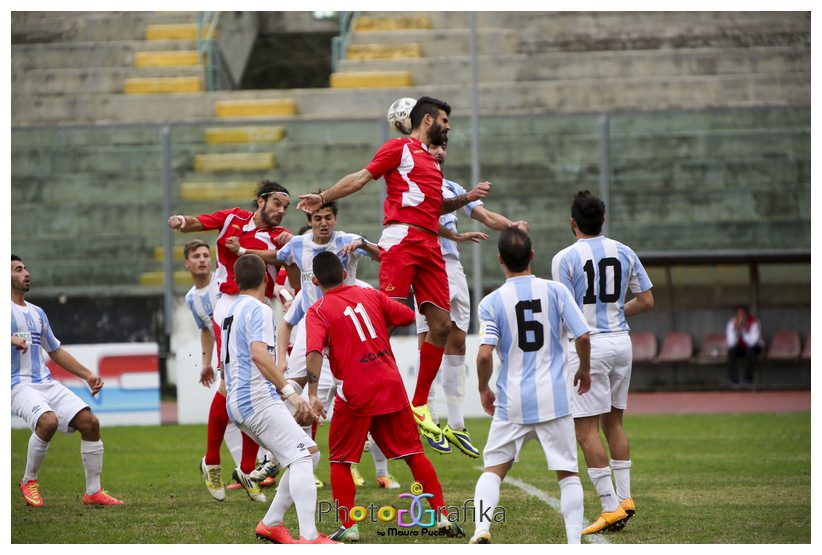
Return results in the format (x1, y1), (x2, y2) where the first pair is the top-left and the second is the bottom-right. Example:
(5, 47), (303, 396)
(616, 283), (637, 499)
(197, 208), (290, 297)
(365, 136), (443, 234)
(305, 284), (415, 415)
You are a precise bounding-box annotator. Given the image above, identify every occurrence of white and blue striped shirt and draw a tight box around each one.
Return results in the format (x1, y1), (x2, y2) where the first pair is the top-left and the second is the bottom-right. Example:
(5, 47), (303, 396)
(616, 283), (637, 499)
(551, 236), (653, 335)
(276, 231), (365, 315)
(184, 273), (221, 337)
(439, 179), (483, 260)
(221, 295), (280, 425)
(11, 302), (61, 390)
(478, 275), (590, 424)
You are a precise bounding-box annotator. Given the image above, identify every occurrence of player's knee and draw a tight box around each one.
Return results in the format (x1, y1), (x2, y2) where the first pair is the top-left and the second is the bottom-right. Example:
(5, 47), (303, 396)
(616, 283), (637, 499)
(35, 412), (58, 440)
(72, 409), (100, 437)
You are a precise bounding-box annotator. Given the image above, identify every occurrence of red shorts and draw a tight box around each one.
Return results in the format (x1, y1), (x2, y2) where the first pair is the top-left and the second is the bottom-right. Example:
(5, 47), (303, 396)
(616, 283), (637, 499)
(328, 405), (424, 464)
(378, 224), (450, 312)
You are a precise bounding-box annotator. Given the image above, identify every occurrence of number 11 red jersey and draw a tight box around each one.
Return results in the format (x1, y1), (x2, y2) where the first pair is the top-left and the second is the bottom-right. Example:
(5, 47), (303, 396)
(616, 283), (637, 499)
(305, 284), (415, 416)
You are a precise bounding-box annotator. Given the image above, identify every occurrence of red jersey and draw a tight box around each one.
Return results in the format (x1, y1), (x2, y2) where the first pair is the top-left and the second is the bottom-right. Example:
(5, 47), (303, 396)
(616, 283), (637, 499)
(305, 284), (415, 415)
(365, 136), (443, 234)
(197, 208), (290, 297)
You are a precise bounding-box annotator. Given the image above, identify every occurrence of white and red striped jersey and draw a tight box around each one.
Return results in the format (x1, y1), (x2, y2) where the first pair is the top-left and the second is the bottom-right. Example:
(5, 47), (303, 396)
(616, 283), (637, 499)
(365, 136), (444, 234)
(196, 208), (290, 298)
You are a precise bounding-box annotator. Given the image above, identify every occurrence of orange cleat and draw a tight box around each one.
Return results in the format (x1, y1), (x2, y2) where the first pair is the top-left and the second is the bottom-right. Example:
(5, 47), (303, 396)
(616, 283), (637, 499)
(83, 489), (124, 505)
(255, 521), (297, 544)
(20, 480), (44, 507)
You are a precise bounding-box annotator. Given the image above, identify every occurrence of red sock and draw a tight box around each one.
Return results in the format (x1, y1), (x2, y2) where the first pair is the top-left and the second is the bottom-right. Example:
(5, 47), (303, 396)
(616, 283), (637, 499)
(413, 342), (445, 407)
(330, 462), (356, 528)
(240, 432), (258, 474)
(204, 391), (229, 465)
(405, 454), (447, 517)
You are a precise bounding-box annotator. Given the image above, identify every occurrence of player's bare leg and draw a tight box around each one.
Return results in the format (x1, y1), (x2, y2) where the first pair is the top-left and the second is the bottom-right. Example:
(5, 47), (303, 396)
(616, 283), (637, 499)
(575, 415), (625, 534)
(601, 408), (635, 521)
(71, 408), (123, 505)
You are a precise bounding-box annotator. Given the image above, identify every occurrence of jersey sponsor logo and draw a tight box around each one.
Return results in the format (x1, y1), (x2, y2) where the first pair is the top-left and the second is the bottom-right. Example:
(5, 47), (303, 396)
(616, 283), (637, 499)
(231, 224), (241, 230)
(413, 149), (424, 154)
(301, 271), (315, 283)
(360, 350), (388, 364)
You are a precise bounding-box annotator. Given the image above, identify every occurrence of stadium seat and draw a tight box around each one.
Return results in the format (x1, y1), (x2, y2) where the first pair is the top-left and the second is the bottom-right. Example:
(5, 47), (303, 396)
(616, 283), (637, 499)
(631, 332), (657, 362)
(801, 333), (811, 359)
(655, 332), (693, 362)
(697, 333), (728, 363)
(766, 330), (801, 360)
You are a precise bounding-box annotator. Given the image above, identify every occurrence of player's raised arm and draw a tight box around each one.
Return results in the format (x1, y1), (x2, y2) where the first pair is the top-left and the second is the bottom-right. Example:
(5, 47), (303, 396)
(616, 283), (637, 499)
(440, 181), (491, 214)
(168, 214), (205, 233)
(297, 169), (375, 215)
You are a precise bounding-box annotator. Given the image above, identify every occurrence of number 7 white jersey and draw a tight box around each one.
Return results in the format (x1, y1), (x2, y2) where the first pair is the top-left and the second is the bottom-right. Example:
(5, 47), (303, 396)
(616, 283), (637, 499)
(551, 236), (652, 335)
(478, 275), (591, 424)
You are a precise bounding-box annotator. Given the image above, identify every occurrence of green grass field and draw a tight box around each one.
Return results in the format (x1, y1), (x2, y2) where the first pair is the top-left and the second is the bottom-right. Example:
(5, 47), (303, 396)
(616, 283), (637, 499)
(11, 412), (811, 544)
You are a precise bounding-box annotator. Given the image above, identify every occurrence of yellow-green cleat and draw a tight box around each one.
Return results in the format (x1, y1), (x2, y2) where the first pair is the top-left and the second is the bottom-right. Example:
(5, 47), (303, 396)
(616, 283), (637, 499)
(581, 506), (628, 535)
(411, 404), (443, 443)
(443, 425), (480, 458)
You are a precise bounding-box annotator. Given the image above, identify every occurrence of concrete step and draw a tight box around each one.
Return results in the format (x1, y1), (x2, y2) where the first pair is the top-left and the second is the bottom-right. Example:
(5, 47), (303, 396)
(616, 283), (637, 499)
(348, 28), (521, 55)
(346, 43), (423, 61)
(203, 126), (287, 145)
(123, 76), (204, 94)
(193, 152), (277, 173)
(153, 245), (215, 262)
(214, 98), (298, 118)
(330, 71), (414, 88)
(139, 271), (193, 287)
(12, 73), (810, 126)
(11, 12), (200, 44)
(178, 181), (259, 201)
(133, 50), (202, 68)
(353, 15), (432, 32)
(145, 23), (216, 41)
(336, 46), (810, 85)
(12, 40), (201, 70)
(11, 66), (203, 96)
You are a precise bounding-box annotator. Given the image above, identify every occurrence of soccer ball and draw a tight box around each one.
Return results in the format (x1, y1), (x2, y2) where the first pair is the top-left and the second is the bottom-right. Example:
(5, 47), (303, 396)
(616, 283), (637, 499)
(387, 97), (416, 135)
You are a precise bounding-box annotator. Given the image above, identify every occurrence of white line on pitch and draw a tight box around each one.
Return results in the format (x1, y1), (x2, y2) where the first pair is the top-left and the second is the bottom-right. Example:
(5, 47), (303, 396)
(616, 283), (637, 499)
(473, 466), (609, 544)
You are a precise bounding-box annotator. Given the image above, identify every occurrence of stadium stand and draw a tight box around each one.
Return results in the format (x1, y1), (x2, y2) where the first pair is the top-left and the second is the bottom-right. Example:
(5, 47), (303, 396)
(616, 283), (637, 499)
(766, 330), (802, 361)
(801, 334), (811, 360)
(630, 332), (657, 363)
(697, 333), (728, 364)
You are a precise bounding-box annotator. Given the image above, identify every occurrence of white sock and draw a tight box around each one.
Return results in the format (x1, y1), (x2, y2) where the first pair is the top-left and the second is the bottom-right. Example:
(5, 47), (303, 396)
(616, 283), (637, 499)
(610, 459), (632, 502)
(370, 441), (388, 478)
(224, 422), (243, 467)
(23, 433), (49, 483)
(289, 456), (319, 540)
(80, 440), (104, 495)
(587, 467), (619, 512)
(473, 472), (502, 536)
(559, 476), (584, 544)
(442, 354), (466, 429)
(263, 467), (292, 526)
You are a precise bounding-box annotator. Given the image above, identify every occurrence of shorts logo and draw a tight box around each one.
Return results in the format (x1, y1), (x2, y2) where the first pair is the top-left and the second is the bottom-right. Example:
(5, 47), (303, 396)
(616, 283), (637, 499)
(297, 443), (305, 450)
(31, 405), (41, 414)
(385, 284), (395, 292)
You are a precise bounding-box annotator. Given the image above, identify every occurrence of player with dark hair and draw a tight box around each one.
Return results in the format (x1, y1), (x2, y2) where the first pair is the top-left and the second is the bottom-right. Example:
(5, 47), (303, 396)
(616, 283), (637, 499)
(471, 229), (591, 544)
(297, 97), (491, 444)
(11, 255), (123, 507)
(552, 190), (655, 535)
(304, 251), (464, 542)
(169, 179), (293, 503)
(221, 254), (334, 544)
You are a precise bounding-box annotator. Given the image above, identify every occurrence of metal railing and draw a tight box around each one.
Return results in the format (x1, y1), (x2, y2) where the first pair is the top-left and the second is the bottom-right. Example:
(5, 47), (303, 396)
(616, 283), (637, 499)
(330, 11), (357, 73)
(198, 12), (236, 91)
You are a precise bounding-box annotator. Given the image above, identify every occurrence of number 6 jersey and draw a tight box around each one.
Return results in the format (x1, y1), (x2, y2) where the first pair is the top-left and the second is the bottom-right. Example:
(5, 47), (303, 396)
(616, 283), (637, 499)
(551, 236), (653, 335)
(478, 275), (590, 424)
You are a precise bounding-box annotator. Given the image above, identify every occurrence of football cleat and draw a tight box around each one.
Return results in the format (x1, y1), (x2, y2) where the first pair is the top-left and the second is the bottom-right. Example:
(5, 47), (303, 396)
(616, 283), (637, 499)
(255, 521), (297, 544)
(298, 533), (339, 544)
(20, 480), (44, 507)
(376, 475), (401, 490)
(442, 425), (480, 458)
(437, 514), (465, 538)
(329, 524), (360, 542)
(314, 473), (325, 489)
(411, 405), (444, 443)
(200, 457), (226, 501)
(350, 464), (365, 487)
(620, 497), (636, 518)
(83, 489), (124, 505)
(425, 432), (452, 455)
(232, 467), (266, 503)
(226, 482), (243, 490)
(469, 531), (492, 544)
(581, 506), (628, 535)
(250, 457), (280, 482)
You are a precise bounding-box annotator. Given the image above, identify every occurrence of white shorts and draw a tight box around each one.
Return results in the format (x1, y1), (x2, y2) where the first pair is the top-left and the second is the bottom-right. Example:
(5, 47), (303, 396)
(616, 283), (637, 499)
(566, 332), (633, 418)
(415, 256), (471, 334)
(284, 321), (337, 410)
(483, 415), (578, 472)
(11, 382), (89, 434)
(236, 402), (317, 468)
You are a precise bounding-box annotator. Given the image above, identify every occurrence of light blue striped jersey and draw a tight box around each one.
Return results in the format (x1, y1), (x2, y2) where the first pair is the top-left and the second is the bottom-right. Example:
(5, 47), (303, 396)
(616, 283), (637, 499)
(221, 295), (280, 424)
(184, 273), (221, 336)
(551, 236), (653, 335)
(438, 179), (483, 260)
(478, 275), (590, 424)
(276, 231), (365, 315)
(11, 302), (61, 390)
